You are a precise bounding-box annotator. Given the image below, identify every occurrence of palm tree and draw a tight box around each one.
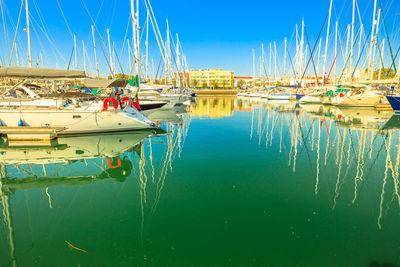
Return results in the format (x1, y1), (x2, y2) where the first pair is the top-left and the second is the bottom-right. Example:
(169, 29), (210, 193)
(222, 80), (227, 89)
(191, 79), (198, 88)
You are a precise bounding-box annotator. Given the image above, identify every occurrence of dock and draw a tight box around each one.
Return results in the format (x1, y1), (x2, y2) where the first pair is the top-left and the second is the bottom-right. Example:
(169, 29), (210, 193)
(0, 127), (66, 146)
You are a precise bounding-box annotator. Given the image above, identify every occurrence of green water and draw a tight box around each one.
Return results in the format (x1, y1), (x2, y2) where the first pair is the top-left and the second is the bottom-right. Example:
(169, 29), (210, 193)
(1, 97), (400, 266)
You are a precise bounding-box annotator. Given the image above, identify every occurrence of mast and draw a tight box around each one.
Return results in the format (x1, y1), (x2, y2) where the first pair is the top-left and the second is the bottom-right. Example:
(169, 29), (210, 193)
(322, 0), (333, 84)
(107, 28), (113, 77)
(269, 42), (272, 79)
(284, 37), (287, 78)
(345, 24), (350, 78)
(145, 10), (149, 81)
(128, 39), (132, 73)
(334, 21), (338, 79)
(371, 8), (381, 80)
(295, 24), (299, 77)
(91, 25), (99, 78)
(274, 41), (277, 80)
(300, 20), (304, 77)
(25, 0), (32, 67)
(317, 38), (322, 80)
(74, 34), (77, 70)
(82, 40), (87, 73)
(378, 38), (385, 80)
(368, 0), (378, 80)
(176, 33), (181, 88)
(131, 0), (140, 84)
(350, 0), (356, 73)
(253, 48), (255, 85)
(261, 43), (264, 79)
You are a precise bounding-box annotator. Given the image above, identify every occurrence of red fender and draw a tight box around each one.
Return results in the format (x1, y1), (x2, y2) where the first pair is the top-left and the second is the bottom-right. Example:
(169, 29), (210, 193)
(107, 157), (121, 169)
(131, 99), (141, 110)
(121, 96), (131, 107)
(103, 98), (118, 111)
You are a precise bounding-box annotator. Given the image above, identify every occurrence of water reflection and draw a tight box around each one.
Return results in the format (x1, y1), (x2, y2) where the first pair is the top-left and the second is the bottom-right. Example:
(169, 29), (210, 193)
(191, 97), (235, 118)
(243, 98), (400, 230)
(0, 105), (191, 266)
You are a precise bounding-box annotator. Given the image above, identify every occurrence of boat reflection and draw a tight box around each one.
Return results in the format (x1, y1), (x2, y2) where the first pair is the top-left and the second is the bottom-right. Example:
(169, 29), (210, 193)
(249, 98), (400, 230)
(0, 108), (192, 266)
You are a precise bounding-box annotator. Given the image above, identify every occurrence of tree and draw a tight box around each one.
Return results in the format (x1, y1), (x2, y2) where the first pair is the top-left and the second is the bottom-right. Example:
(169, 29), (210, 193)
(191, 79), (198, 88)
(222, 80), (227, 89)
(237, 79), (245, 89)
(373, 68), (396, 80)
(210, 80), (217, 89)
(202, 81), (208, 88)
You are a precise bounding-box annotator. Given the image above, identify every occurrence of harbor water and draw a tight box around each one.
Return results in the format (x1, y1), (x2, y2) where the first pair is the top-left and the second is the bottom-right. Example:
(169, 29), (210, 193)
(1, 97), (400, 266)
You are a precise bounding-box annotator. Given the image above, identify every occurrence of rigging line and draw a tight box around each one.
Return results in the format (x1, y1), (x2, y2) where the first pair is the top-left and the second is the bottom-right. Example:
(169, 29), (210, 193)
(81, 0), (113, 75)
(375, 37), (386, 78)
(327, 24), (348, 80)
(304, 26), (321, 84)
(296, 114), (317, 178)
(0, 0), (10, 59)
(28, 11), (66, 63)
(66, 46), (74, 70)
(8, 0), (23, 67)
(119, 16), (131, 62)
(385, 45), (400, 79)
(287, 48), (300, 86)
(351, 28), (371, 79)
(112, 42), (125, 75)
(55, 0), (74, 40)
(155, 55), (163, 80)
(337, 26), (361, 83)
(299, 13), (328, 86)
(94, 0), (105, 23)
(378, 0), (396, 73)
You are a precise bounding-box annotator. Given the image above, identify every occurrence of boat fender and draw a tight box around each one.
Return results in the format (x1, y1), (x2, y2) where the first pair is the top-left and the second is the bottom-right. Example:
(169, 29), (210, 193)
(18, 119), (28, 127)
(107, 157), (121, 169)
(103, 98), (118, 111)
(121, 97), (131, 107)
(131, 99), (141, 110)
(339, 93), (344, 97)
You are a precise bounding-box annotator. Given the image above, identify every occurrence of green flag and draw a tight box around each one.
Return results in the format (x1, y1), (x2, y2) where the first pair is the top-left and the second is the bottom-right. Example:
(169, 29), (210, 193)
(127, 75), (140, 87)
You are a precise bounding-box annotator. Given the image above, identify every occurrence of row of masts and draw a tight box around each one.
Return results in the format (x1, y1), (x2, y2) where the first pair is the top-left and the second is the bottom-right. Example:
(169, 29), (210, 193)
(0, 0), (190, 86)
(250, 0), (400, 86)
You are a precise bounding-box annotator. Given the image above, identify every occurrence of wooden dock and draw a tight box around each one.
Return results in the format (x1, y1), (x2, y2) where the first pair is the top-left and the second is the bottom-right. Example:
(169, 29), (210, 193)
(0, 126), (66, 146)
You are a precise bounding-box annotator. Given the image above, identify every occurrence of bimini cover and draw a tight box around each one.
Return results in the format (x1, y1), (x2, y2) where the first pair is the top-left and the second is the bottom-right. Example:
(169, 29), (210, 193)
(0, 67), (86, 79)
(83, 78), (127, 88)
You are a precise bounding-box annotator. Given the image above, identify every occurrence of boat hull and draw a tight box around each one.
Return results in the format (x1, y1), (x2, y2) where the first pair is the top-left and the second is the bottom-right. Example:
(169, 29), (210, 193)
(386, 96), (400, 113)
(0, 109), (154, 135)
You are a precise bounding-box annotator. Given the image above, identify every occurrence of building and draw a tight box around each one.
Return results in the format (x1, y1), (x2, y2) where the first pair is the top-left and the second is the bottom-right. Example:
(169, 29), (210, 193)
(189, 69), (234, 88)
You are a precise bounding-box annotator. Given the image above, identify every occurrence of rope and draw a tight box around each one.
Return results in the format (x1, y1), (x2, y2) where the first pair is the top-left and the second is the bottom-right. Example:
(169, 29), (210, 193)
(55, 0), (74, 40)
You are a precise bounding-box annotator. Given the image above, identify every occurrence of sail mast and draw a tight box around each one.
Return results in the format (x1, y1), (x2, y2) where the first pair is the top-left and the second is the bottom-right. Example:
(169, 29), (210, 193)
(25, 0), (32, 67)
(322, 0), (333, 84)
(131, 0), (140, 85)
(91, 25), (99, 78)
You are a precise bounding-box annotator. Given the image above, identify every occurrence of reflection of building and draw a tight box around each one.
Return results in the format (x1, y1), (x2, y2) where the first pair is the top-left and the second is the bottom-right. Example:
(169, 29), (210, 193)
(191, 97), (235, 118)
(189, 69), (234, 88)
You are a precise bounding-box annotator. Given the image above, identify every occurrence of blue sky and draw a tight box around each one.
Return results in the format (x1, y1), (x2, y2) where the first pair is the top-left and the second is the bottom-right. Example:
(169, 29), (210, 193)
(0, 0), (399, 76)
